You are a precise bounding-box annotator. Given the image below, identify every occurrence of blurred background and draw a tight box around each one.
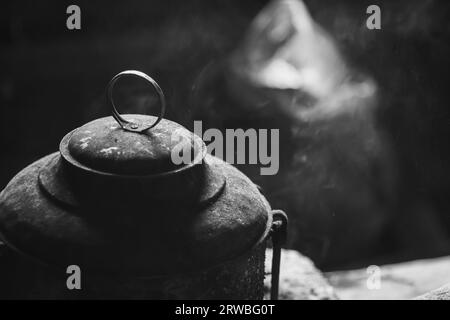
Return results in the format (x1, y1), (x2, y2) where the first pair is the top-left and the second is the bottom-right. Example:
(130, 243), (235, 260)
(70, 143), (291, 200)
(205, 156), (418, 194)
(0, 0), (449, 271)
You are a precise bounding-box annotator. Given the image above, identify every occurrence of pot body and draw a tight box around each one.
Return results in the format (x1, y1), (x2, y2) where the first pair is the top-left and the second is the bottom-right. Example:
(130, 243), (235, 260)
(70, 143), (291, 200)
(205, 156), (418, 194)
(0, 241), (266, 299)
(0, 151), (274, 299)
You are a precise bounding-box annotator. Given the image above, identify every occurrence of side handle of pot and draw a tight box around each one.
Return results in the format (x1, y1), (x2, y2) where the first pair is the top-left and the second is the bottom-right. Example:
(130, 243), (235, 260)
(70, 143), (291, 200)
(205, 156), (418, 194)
(269, 209), (288, 300)
(0, 240), (9, 297)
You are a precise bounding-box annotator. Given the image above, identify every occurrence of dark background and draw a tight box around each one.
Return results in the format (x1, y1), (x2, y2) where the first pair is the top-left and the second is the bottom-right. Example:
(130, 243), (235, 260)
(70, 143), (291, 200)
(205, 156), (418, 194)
(1, 0), (449, 270)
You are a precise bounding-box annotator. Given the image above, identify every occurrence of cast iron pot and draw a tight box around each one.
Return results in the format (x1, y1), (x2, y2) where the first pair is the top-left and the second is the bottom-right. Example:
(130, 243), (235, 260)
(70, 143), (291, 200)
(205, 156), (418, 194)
(0, 70), (287, 299)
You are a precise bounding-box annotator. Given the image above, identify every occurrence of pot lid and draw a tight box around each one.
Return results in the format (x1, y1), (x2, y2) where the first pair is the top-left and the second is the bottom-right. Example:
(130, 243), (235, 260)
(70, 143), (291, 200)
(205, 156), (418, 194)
(61, 70), (205, 176)
(64, 115), (204, 176)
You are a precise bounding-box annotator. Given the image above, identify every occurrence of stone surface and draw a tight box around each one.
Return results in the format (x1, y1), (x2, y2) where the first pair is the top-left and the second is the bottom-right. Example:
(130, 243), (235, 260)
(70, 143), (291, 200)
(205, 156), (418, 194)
(415, 283), (450, 300)
(326, 255), (450, 300)
(264, 248), (338, 300)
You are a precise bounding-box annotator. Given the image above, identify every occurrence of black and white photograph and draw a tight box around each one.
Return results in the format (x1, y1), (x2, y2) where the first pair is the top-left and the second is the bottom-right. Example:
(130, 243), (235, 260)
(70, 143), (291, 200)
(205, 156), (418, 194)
(0, 0), (449, 308)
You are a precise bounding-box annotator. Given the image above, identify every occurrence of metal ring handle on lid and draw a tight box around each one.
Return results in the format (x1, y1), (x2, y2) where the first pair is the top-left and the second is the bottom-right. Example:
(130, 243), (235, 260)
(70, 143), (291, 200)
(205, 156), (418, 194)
(107, 70), (166, 133)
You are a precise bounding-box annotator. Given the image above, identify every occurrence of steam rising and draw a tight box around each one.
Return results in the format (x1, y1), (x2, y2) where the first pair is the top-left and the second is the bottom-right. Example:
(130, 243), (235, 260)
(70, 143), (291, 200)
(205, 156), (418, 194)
(231, 0), (377, 121)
